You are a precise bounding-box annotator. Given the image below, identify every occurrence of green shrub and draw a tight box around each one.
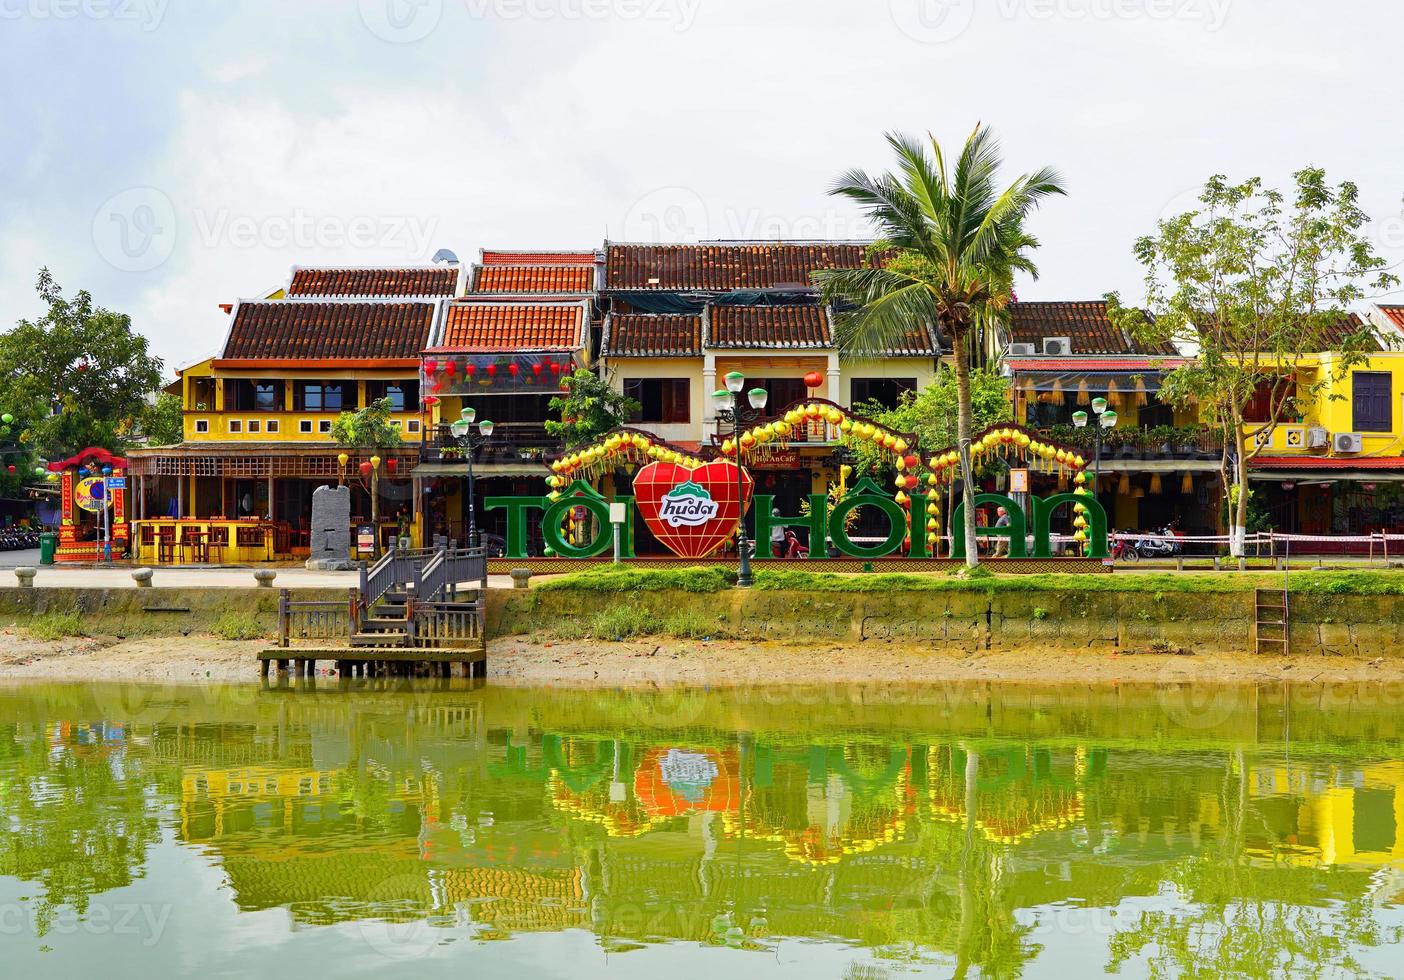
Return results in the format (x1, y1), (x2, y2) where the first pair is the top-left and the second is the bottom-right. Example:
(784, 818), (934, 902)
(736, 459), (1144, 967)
(537, 566), (736, 594)
(662, 610), (727, 640)
(589, 605), (662, 640)
(1033, 607), (1049, 620)
(28, 612), (85, 641)
(212, 613), (265, 641)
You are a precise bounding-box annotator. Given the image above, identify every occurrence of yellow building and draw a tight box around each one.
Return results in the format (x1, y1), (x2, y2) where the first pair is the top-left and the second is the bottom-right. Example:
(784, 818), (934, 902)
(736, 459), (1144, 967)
(127, 265), (460, 562)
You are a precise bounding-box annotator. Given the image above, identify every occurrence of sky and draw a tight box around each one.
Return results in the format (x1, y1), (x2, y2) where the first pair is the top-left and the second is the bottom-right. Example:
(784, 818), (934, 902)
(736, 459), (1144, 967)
(3, 0), (1403, 372)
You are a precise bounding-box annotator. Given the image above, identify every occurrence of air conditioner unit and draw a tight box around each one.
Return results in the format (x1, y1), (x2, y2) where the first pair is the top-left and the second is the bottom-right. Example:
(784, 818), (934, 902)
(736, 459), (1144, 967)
(1333, 432), (1364, 454)
(1007, 342), (1036, 356)
(1306, 426), (1329, 449)
(1042, 337), (1072, 356)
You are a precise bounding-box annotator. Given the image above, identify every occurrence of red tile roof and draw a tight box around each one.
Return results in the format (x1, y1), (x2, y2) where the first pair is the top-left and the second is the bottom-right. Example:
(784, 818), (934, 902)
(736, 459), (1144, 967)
(605, 242), (873, 291)
(224, 301), (436, 360)
(708, 305), (832, 349)
(604, 314), (702, 357)
(482, 250), (596, 266)
(1006, 357), (1190, 371)
(470, 264), (594, 294)
(1318, 312), (1385, 351)
(433, 302), (585, 352)
(1007, 301), (1175, 356)
(287, 266), (459, 298)
(1379, 305), (1404, 330)
(1253, 455), (1404, 470)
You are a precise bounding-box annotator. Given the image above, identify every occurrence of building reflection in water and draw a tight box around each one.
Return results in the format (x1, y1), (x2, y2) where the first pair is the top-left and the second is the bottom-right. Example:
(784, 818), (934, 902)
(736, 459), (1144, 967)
(2, 681), (1404, 972)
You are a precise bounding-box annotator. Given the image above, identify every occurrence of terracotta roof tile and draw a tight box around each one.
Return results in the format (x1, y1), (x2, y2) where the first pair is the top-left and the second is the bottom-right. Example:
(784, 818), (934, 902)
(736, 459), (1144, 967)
(470, 264), (594, 294)
(1378, 305), (1404, 330)
(1007, 301), (1174, 356)
(605, 242), (873, 291)
(224, 301), (436, 360)
(708, 305), (831, 349)
(605, 314), (702, 357)
(482, 250), (596, 266)
(434, 302), (585, 352)
(1318, 312), (1385, 351)
(287, 267), (458, 298)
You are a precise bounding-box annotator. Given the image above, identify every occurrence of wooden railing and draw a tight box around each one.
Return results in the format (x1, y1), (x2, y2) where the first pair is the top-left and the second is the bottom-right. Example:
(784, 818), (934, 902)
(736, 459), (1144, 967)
(277, 588), (360, 648)
(409, 598), (485, 649)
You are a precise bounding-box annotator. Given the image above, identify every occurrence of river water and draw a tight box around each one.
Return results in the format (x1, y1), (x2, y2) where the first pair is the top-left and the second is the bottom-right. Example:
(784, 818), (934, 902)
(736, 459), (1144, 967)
(1, 679), (1402, 978)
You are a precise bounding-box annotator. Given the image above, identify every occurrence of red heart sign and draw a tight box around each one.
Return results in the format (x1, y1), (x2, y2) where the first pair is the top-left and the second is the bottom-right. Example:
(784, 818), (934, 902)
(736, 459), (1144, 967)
(633, 460), (754, 559)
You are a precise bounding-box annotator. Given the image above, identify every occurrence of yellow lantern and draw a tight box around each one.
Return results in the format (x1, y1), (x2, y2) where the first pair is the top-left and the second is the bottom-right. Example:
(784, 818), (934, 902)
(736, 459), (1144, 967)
(893, 438), (909, 454)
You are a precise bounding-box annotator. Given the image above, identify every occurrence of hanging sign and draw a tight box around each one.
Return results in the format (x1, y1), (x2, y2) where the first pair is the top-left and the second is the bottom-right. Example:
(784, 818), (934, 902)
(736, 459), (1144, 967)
(1009, 468), (1029, 493)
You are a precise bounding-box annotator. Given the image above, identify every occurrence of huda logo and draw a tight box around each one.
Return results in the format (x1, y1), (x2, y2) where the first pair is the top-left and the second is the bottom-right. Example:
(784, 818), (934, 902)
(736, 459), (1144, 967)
(657, 482), (719, 527)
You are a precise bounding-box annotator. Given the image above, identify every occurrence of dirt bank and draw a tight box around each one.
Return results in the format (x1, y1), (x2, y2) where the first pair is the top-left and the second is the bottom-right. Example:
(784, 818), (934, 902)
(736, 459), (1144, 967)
(3, 628), (1401, 687)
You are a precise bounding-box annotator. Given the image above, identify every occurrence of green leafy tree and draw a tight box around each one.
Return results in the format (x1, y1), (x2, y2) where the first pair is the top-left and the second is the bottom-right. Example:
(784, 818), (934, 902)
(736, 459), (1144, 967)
(1110, 170), (1398, 555)
(0, 269), (165, 459)
(815, 127), (1065, 567)
(546, 369), (640, 449)
(331, 397), (402, 449)
(138, 391), (185, 446)
(845, 368), (1013, 476)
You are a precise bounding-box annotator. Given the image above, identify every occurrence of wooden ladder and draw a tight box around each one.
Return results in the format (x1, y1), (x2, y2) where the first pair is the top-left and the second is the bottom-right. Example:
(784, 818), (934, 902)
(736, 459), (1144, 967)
(1254, 587), (1289, 655)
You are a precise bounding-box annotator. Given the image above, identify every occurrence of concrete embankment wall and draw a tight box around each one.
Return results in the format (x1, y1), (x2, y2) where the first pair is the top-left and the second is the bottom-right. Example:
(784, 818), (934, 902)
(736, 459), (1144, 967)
(0, 587), (349, 637)
(488, 586), (1403, 656)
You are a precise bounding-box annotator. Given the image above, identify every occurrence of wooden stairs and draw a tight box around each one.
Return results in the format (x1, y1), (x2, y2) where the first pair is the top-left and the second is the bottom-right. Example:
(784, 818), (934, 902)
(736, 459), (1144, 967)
(352, 589), (411, 648)
(1254, 588), (1289, 655)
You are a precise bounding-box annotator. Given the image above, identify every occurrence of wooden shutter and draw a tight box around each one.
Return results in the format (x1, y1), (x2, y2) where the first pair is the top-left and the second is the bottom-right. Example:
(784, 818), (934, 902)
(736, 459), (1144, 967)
(1352, 372), (1392, 432)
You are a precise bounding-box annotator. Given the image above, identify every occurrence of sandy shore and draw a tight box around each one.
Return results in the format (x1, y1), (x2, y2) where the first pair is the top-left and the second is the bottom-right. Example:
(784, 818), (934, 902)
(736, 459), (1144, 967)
(1, 628), (1402, 686)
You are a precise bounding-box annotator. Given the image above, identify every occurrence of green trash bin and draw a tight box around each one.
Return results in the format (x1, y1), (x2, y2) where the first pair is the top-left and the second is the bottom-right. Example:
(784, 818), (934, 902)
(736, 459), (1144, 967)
(39, 532), (57, 566)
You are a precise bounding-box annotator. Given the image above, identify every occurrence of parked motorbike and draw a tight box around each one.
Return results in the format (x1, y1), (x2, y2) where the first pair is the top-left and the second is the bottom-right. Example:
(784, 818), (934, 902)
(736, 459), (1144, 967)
(1133, 521), (1184, 559)
(1112, 532), (1138, 562)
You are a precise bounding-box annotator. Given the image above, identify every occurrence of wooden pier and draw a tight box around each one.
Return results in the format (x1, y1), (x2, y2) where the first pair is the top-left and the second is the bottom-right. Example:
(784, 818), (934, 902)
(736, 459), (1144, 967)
(257, 646), (486, 686)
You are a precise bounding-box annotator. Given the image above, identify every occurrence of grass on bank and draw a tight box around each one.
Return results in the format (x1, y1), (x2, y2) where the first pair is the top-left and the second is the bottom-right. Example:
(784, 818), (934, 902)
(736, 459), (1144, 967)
(545, 603), (731, 642)
(212, 612), (266, 641)
(27, 612), (86, 641)
(530, 566), (1404, 597)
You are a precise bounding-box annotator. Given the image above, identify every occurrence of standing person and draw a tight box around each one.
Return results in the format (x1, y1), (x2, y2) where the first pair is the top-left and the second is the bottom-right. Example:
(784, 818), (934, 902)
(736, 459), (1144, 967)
(994, 506), (1011, 557)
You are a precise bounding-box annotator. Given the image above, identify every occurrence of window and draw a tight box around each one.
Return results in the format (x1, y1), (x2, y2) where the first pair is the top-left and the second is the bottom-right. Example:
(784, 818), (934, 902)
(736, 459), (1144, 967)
(247, 420), (260, 434)
(318, 420), (332, 434)
(1244, 376), (1294, 424)
(228, 420), (242, 434)
(296, 382), (347, 412)
(226, 380), (282, 411)
(266, 419), (279, 434)
(851, 378), (916, 411)
(195, 419), (210, 434)
(299, 419), (313, 434)
(1353, 371), (1392, 432)
(367, 380), (418, 411)
(407, 419), (420, 433)
(752, 378), (806, 414)
(624, 378), (690, 424)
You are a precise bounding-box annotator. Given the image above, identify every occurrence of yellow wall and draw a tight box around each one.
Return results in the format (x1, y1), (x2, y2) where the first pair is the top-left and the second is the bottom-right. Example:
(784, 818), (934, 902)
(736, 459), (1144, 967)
(605, 358), (707, 445)
(178, 360), (424, 443)
(1244, 352), (1404, 457)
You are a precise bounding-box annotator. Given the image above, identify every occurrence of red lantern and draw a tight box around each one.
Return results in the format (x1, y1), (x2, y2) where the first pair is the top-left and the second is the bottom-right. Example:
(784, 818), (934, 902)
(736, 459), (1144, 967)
(386, 458), (398, 475)
(359, 461), (372, 477)
(532, 362), (543, 376)
(803, 371), (823, 389)
(487, 363), (497, 377)
(5, 465), (13, 474)
(432, 380), (444, 392)
(508, 363), (519, 377)
(465, 363), (476, 377)
(549, 361), (562, 375)
(423, 358), (438, 374)
(425, 395), (439, 406)
(444, 360), (457, 376)
(903, 454), (920, 470)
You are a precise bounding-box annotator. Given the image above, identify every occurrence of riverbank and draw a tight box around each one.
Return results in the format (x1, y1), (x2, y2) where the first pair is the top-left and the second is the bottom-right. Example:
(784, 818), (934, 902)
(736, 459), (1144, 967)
(2, 630), (1403, 686)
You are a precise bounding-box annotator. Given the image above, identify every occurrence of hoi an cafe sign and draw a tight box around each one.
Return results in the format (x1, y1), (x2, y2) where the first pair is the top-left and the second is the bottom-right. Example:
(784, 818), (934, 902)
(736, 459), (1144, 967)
(486, 460), (1109, 560)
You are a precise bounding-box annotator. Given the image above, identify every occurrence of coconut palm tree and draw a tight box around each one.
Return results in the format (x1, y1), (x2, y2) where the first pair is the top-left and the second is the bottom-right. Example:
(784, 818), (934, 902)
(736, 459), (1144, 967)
(815, 127), (1065, 567)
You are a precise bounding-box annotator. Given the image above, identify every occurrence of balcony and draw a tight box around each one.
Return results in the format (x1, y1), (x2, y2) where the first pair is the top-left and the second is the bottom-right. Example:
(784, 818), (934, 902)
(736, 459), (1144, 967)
(420, 422), (557, 466)
(1041, 424), (1225, 461)
(184, 411), (425, 442)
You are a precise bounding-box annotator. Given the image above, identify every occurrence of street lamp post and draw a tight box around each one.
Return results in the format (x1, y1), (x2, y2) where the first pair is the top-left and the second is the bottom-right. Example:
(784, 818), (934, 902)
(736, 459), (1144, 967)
(711, 371), (768, 588)
(1072, 396), (1118, 506)
(450, 407), (495, 550)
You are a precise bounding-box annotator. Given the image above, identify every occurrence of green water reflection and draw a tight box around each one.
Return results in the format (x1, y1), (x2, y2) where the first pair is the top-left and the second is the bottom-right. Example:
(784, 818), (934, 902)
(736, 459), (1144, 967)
(2, 680), (1404, 978)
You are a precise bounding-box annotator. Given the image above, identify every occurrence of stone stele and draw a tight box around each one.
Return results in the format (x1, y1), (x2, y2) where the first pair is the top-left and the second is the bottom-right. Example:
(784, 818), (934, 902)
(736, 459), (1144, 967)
(305, 485), (354, 570)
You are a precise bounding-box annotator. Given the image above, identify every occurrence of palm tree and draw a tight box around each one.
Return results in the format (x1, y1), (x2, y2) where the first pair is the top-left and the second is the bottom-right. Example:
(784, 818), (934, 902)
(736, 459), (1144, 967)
(815, 126), (1065, 567)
